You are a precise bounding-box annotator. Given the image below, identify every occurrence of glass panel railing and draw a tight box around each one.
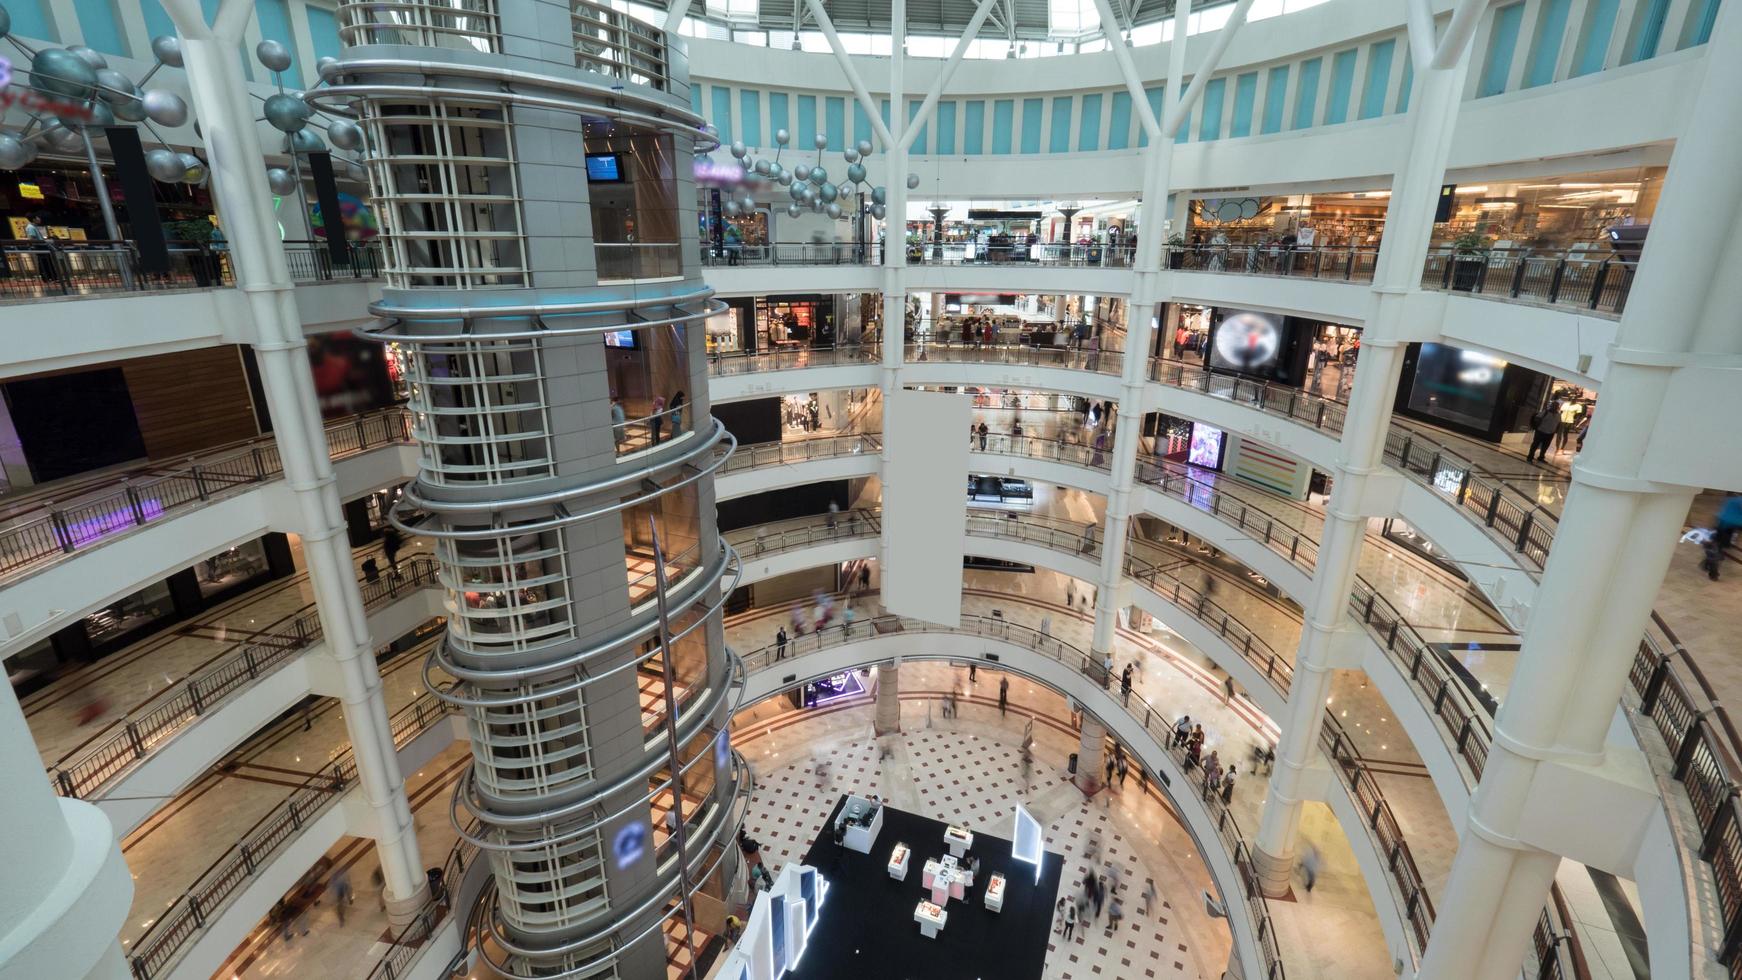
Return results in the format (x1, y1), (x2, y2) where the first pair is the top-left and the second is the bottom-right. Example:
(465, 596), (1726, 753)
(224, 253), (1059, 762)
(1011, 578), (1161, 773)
(0, 239), (384, 304)
(1420, 247), (1635, 317)
(1162, 244), (1379, 282)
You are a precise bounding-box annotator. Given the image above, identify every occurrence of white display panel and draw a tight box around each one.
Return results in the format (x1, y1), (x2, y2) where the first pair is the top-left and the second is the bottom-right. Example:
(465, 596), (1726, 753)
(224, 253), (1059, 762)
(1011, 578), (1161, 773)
(1012, 803), (1045, 881)
(882, 388), (970, 626)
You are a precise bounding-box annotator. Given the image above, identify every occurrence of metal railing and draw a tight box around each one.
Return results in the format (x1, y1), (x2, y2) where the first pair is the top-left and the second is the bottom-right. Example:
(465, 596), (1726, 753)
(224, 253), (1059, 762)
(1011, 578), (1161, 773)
(909, 241), (1137, 268)
(706, 343), (881, 377)
(725, 509), (881, 557)
(571, 0), (668, 90)
(1163, 244), (1379, 283)
(128, 679), (454, 980)
(0, 238), (383, 302)
(595, 241), (686, 280)
(48, 557), (440, 800)
(1420, 247), (1635, 316)
(734, 610), (1288, 979)
(906, 340), (1125, 377)
(337, 0), (501, 50)
(700, 241), (882, 267)
(0, 408), (412, 583)
(716, 432), (881, 475)
(363, 831), (479, 980)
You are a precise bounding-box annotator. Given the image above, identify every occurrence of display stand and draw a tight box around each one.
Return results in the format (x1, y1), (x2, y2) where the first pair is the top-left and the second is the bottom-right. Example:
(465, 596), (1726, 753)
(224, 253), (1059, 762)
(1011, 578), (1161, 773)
(944, 824), (974, 858)
(985, 873), (1007, 913)
(888, 842), (910, 881)
(835, 795), (884, 854)
(914, 899), (948, 938)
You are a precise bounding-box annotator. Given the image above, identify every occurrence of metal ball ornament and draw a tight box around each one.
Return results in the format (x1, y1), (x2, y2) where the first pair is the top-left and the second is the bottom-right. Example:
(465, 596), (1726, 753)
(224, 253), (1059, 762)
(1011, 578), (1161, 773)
(777, 170), (793, 186)
(846, 162), (866, 184)
(809, 166), (827, 184)
(264, 92), (312, 133)
(178, 153), (206, 184)
(287, 129), (325, 153)
(740, 194), (757, 212)
(44, 127), (85, 153)
(0, 134), (29, 170)
(819, 182), (838, 203)
(144, 147), (185, 181)
(266, 167), (298, 196)
(327, 119), (364, 151)
(150, 35), (184, 68)
(906, 173), (921, 190)
(857, 139), (873, 157)
(316, 56), (339, 76)
(787, 202), (803, 218)
(793, 164), (811, 182)
(256, 40), (293, 73)
(775, 129), (790, 146)
(729, 141), (747, 159)
(753, 158), (771, 176)
(826, 202), (842, 219)
(813, 133), (828, 149)
(871, 186), (886, 205)
(95, 69), (137, 105)
(723, 199), (741, 216)
(67, 45), (107, 71)
(32, 48), (98, 101)
(843, 148), (860, 164)
(142, 89), (189, 127)
(70, 100), (114, 129)
(870, 203), (887, 220)
(788, 182), (807, 201)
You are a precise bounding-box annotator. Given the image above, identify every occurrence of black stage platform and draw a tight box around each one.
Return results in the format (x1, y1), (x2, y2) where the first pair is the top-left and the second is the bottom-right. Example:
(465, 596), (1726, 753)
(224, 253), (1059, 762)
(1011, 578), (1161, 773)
(789, 797), (1063, 980)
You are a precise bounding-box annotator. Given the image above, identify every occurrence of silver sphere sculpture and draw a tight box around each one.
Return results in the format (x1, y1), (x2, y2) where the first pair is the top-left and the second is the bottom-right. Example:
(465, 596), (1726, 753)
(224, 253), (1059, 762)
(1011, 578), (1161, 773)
(871, 203), (887, 220)
(809, 166), (827, 184)
(752, 158), (771, 176)
(777, 170), (793, 187)
(788, 182), (807, 201)
(818, 182), (838, 203)
(775, 128), (790, 146)
(144, 147), (186, 181)
(813, 133), (828, 150)
(723, 199), (741, 216)
(786, 202), (803, 218)
(826, 202), (842, 219)
(264, 92), (312, 133)
(287, 128), (325, 153)
(44, 127), (86, 153)
(0, 133), (30, 170)
(846, 162), (866, 184)
(316, 56), (339, 76)
(67, 45), (107, 71)
(32, 48), (98, 101)
(871, 186), (886, 205)
(68, 100), (115, 129)
(843, 148), (860, 164)
(906, 173), (921, 189)
(729, 141), (747, 159)
(856, 139), (873, 157)
(326, 119), (365, 151)
(142, 89), (189, 127)
(150, 35), (184, 68)
(266, 167), (298, 196)
(256, 40), (293, 73)
(793, 163), (811, 182)
(95, 69), (138, 106)
(178, 153), (207, 184)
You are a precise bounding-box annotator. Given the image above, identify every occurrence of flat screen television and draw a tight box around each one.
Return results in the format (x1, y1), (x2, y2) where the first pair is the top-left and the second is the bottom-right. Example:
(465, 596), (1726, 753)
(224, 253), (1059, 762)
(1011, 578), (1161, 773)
(586, 152), (624, 183)
(604, 328), (637, 349)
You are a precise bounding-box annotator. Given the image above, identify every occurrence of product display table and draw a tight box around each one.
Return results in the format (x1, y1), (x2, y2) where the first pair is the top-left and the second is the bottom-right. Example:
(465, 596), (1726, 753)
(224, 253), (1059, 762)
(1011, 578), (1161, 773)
(888, 842), (910, 881)
(836, 796), (885, 854)
(985, 873), (1006, 913)
(914, 899), (948, 939)
(944, 824), (974, 858)
(922, 857), (967, 907)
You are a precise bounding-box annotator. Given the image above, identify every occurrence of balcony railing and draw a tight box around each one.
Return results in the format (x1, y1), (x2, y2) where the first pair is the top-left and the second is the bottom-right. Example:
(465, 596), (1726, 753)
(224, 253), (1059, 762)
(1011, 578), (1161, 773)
(337, 0), (501, 50)
(700, 240), (882, 267)
(906, 340), (1125, 377)
(1420, 247), (1634, 316)
(706, 343), (881, 377)
(0, 408), (412, 584)
(47, 557), (440, 801)
(0, 239), (384, 303)
(1162, 243), (1379, 283)
(910, 241), (1137, 268)
(128, 680), (453, 980)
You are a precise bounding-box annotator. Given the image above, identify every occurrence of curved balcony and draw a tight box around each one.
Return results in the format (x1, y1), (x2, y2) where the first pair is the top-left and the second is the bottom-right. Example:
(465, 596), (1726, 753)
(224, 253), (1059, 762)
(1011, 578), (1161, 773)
(0, 239), (384, 306)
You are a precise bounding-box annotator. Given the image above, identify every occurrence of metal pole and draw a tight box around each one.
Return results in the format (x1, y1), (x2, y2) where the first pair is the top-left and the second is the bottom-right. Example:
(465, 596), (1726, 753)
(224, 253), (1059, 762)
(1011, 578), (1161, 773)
(81, 133), (134, 289)
(650, 519), (700, 976)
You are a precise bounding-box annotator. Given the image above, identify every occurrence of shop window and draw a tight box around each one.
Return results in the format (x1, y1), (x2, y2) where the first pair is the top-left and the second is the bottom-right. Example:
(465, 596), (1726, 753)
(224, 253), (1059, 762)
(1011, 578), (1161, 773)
(197, 540), (272, 599)
(607, 323), (693, 454)
(586, 128), (680, 281)
(364, 101), (525, 288)
(83, 580), (176, 648)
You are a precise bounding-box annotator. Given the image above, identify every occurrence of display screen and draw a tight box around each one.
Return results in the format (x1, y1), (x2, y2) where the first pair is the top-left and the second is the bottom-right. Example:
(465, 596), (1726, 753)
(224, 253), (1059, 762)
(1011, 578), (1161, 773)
(1209, 310), (1284, 375)
(586, 152), (624, 182)
(1187, 423), (1225, 469)
(603, 328), (637, 349)
(1406, 343), (1508, 431)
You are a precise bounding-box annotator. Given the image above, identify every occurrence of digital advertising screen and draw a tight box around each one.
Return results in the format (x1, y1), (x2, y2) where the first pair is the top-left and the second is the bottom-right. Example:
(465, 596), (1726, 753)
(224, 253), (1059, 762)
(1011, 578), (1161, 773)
(1208, 310), (1284, 376)
(586, 152), (624, 182)
(1405, 343), (1509, 432)
(1187, 423), (1226, 470)
(603, 328), (637, 349)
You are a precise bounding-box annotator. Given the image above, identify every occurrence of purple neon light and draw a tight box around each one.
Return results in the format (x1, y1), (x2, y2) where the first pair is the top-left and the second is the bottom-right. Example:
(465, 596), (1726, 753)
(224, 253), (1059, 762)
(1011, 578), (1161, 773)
(59, 497), (167, 548)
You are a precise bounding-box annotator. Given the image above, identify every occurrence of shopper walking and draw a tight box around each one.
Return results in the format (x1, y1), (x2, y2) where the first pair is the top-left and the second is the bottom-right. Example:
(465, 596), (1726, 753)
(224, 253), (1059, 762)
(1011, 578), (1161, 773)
(826, 498), (839, 529)
(968, 661), (977, 683)
(1063, 901), (1077, 940)
(1106, 896), (1124, 933)
(977, 421), (989, 450)
(1120, 663), (1133, 705)
(1141, 877), (1159, 917)
(998, 676), (1009, 715)
(1173, 714), (1192, 747)
(381, 526), (403, 575)
(328, 867), (354, 925)
(650, 395), (667, 445)
(1300, 841), (1321, 893)
(775, 626), (788, 660)
(1221, 766), (1238, 805)
(1115, 754), (1128, 788)
(610, 396), (627, 448)
(669, 389), (686, 434)
(1527, 398), (1560, 463)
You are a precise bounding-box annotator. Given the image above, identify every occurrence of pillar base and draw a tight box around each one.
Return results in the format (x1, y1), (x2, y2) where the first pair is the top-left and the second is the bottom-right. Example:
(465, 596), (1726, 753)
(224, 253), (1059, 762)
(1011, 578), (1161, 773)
(1072, 773), (1103, 797)
(0, 800), (133, 980)
(385, 882), (433, 929)
(1251, 846), (1294, 899)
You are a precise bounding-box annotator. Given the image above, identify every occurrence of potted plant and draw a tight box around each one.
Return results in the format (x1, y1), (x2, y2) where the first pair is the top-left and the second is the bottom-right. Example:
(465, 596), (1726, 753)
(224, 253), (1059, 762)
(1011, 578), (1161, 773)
(1449, 231), (1491, 291)
(1166, 232), (1186, 269)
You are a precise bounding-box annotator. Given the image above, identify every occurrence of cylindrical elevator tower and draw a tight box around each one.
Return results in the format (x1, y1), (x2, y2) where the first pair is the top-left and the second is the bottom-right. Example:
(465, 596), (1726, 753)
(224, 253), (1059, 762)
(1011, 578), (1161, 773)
(325, 4), (743, 975)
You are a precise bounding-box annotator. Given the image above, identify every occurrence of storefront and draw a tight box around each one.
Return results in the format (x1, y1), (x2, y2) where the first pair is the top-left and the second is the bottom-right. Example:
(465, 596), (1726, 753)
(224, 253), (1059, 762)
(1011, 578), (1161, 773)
(1, 160), (218, 244)
(1429, 167), (1663, 253)
(1184, 192), (1390, 250)
(1393, 341), (1551, 443)
(1142, 412), (1226, 472)
(757, 294), (839, 349)
(5, 532), (296, 694)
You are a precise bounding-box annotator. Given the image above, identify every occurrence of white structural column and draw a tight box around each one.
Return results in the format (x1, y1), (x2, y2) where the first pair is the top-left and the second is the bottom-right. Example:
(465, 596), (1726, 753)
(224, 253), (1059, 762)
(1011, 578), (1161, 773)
(1420, 6), (1742, 976)
(1076, 714), (1109, 794)
(161, 0), (428, 919)
(0, 683), (132, 980)
(1251, 12), (1475, 898)
(874, 660), (901, 735)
